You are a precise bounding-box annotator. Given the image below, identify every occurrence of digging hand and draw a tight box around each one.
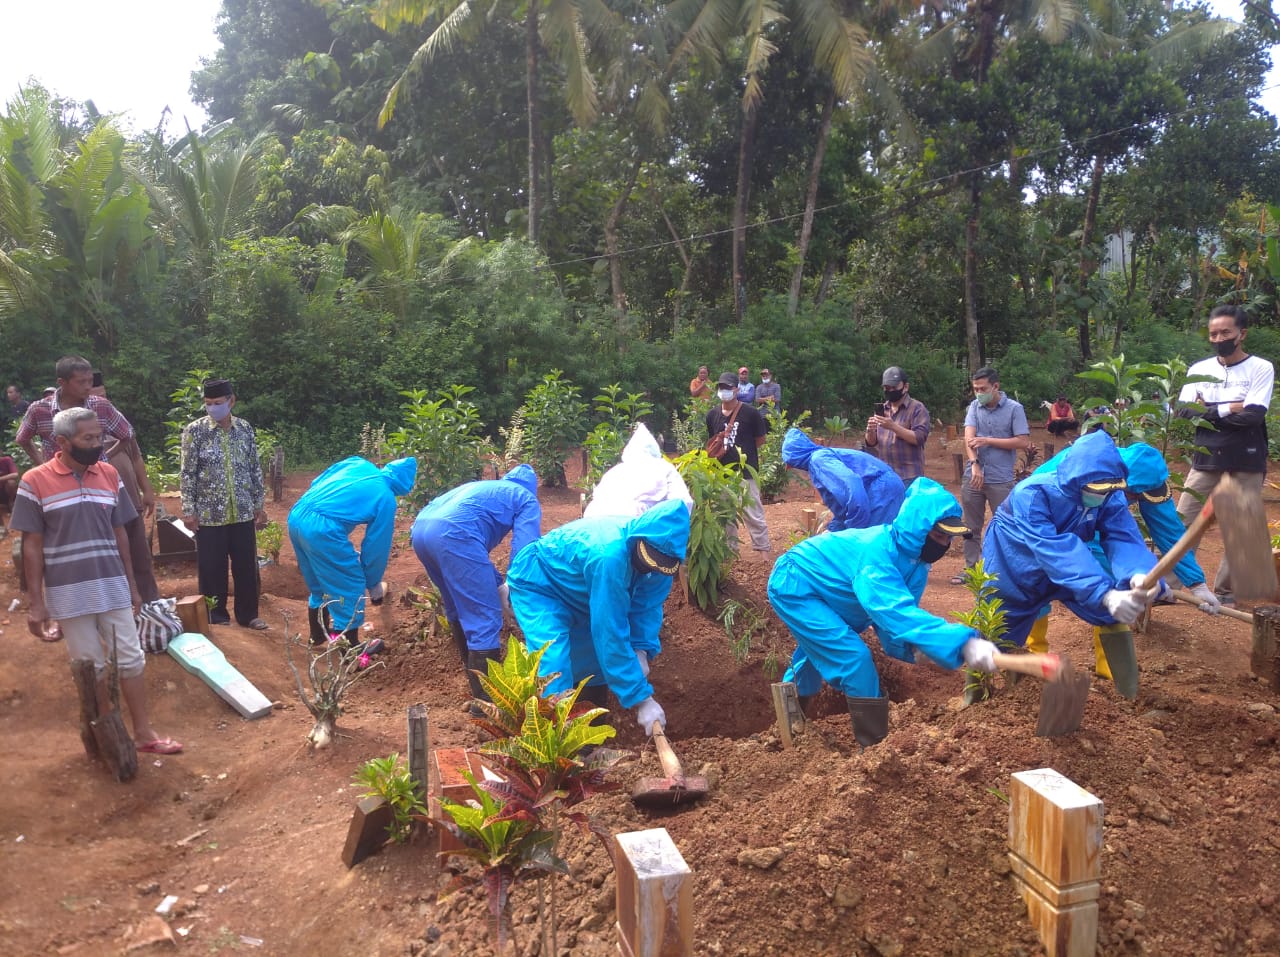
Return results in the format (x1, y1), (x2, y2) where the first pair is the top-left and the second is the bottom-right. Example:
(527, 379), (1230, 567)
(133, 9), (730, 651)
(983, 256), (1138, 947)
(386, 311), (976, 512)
(1187, 582), (1221, 615)
(635, 697), (666, 733)
(962, 637), (997, 672)
(1102, 589), (1146, 625)
(1129, 573), (1169, 604)
(368, 581), (386, 606)
(635, 648), (650, 677)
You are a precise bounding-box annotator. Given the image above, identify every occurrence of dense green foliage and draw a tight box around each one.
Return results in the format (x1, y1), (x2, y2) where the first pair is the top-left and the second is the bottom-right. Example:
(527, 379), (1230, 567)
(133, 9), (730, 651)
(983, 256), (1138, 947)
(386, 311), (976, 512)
(0, 0), (1277, 467)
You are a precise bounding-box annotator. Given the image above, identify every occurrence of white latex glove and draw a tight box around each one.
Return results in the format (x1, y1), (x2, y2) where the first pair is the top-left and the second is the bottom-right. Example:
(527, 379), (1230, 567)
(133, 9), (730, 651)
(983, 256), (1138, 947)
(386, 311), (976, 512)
(1102, 589), (1146, 625)
(368, 581), (386, 605)
(1188, 582), (1221, 615)
(962, 637), (997, 673)
(635, 697), (666, 733)
(635, 648), (650, 677)
(1129, 573), (1169, 603)
(497, 581), (513, 616)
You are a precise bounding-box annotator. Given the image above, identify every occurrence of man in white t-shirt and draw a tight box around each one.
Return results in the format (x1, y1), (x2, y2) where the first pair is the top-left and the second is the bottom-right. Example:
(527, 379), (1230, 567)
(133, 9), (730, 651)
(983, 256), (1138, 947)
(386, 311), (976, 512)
(1175, 304), (1275, 605)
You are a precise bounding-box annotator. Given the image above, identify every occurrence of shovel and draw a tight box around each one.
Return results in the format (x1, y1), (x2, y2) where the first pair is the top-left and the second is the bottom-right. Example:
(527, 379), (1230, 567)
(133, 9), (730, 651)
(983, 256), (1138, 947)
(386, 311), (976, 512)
(631, 722), (709, 809)
(992, 651), (1090, 737)
(1168, 588), (1254, 624)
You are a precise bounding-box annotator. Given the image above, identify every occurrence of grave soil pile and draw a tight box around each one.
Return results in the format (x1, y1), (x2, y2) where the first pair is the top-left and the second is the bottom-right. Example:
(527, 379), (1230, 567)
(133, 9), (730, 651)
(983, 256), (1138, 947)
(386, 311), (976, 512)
(2, 428), (1279, 956)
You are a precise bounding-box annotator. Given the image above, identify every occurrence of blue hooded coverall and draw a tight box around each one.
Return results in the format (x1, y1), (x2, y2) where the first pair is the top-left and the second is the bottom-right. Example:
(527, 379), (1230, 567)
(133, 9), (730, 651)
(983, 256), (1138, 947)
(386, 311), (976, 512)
(410, 465), (542, 654)
(1034, 441), (1207, 588)
(770, 478), (978, 698)
(983, 430), (1158, 645)
(287, 456), (418, 631)
(781, 428), (906, 531)
(506, 499), (691, 708)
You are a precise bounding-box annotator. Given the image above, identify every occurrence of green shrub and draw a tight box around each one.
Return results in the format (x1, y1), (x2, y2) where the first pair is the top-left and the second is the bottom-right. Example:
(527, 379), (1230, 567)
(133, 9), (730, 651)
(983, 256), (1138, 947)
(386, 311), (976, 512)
(516, 371), (588, 487)
(385, 385), (490, 503)
(674, 450), (748, 610)
(581, 384), (655, 491)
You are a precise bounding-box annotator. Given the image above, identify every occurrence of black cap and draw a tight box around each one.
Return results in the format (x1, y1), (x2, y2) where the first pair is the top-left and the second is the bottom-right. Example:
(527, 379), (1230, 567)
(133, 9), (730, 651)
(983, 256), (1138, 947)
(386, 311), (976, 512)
(716, 372), (738, 390)
(882, 366), (906, 387)
(203, 378), (233, 399)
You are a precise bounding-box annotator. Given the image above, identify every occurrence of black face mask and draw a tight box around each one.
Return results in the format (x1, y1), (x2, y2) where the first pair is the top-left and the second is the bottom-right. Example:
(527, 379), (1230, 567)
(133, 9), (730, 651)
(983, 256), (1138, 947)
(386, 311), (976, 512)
(1214, 337), (1240, 358)
(69, 445), (103, 466)
(884, 387), (904, 403)
(919, 536), (950, 564)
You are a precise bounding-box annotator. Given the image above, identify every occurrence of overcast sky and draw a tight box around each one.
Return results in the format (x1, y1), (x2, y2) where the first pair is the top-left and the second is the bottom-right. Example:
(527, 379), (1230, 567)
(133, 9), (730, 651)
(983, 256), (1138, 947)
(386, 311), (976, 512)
(0, 0), (1274, 135)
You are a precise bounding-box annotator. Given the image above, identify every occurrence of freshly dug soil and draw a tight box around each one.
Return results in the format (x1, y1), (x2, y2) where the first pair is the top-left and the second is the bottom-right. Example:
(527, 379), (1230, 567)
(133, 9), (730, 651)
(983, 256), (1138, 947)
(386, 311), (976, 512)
(2, 427), (1278, 956)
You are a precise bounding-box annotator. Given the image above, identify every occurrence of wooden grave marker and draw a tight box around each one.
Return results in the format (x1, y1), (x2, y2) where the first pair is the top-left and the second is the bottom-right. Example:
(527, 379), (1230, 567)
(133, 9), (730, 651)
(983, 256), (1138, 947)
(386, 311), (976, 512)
(615, 827), (693, 957)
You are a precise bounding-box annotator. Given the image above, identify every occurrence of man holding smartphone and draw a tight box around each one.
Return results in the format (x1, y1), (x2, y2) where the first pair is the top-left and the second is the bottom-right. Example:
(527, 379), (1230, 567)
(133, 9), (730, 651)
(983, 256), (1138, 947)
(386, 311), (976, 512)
(864, 366), (931, 483)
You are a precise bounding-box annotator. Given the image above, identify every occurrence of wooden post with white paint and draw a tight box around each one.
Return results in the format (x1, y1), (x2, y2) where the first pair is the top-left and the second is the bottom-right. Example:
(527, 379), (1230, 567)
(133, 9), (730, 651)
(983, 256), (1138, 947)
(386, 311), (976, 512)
(1250, 604), (1280, 692)
(615, 828), (693, 957)
(407, 703), (429, 801)
(1008, 768), (1102, 957)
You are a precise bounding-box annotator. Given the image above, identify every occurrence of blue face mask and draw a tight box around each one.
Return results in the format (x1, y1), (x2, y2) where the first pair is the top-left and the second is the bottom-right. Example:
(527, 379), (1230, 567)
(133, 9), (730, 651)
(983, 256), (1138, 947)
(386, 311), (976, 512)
(206, 400), (231, 421)
(1081, 491), (1108, 509)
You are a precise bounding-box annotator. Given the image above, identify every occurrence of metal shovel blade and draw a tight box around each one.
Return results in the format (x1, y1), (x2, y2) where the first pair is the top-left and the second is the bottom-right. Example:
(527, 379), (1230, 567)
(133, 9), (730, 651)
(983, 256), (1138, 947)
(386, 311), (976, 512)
(1034, 655), (1090, 737)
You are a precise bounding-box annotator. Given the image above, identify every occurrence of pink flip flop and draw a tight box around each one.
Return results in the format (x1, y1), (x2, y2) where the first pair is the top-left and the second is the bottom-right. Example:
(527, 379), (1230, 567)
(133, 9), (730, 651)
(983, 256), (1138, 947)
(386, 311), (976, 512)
(137, 737), (183, 755)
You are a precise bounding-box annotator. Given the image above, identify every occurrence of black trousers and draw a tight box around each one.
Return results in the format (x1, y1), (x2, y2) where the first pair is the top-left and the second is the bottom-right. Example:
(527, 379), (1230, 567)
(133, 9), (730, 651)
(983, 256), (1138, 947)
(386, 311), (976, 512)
(196, 520), (259, 625)
(124, 515), (160, 604)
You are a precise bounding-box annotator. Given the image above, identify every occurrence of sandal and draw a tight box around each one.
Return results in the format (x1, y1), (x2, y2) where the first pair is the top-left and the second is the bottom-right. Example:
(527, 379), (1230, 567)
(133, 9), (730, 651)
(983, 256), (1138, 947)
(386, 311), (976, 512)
(949, 574), (966, 586)
(137, 737), (184, 755)
(245, 618), (269, 631)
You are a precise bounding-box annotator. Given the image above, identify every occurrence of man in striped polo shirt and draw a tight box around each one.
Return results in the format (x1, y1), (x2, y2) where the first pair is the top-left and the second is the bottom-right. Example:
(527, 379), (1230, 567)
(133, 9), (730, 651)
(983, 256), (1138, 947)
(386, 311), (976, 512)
(12, 408), (181, 756)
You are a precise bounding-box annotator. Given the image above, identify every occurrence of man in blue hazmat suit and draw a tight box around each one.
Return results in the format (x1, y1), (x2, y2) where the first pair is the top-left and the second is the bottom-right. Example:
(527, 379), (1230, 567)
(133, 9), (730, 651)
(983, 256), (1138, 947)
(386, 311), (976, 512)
(769, 478), (999, 748)
(288, 456), (418, 646)
(506, 498), (690, 732)
(983, 429), (1164, 657)
(1034, 441), (1220, 678)
(781, 428), (906, 532)
(410, 464), (542, 703)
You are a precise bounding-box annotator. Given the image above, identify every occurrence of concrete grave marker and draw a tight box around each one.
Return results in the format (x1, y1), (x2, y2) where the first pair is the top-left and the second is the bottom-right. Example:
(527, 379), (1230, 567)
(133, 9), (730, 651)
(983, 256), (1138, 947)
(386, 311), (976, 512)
(166, 632), (273, 719)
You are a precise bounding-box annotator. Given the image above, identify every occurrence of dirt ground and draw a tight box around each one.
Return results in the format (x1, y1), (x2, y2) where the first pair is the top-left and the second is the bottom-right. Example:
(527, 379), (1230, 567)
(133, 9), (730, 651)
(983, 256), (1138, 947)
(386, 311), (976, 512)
(2, 427), (1279, 957)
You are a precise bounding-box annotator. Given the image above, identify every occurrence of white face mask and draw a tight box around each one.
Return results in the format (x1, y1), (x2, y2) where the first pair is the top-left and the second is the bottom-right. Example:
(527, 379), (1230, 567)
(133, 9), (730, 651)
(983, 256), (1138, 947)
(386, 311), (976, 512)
(717, 389), (735, 402)
(761, 376), (771, 384)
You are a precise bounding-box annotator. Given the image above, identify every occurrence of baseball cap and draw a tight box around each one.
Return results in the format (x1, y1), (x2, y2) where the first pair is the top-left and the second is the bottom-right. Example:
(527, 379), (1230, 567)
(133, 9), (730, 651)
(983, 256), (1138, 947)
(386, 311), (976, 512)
(882, 366), (906, 387)
(932, 517), (973, 538)
(717, 372), (738, 389)
(738, 366), (749, 375)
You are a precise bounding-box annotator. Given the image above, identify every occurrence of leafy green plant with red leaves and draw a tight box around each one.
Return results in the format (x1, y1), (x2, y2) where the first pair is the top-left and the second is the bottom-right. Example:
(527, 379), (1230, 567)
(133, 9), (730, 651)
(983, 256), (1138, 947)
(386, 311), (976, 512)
(438, 637), (624, 955)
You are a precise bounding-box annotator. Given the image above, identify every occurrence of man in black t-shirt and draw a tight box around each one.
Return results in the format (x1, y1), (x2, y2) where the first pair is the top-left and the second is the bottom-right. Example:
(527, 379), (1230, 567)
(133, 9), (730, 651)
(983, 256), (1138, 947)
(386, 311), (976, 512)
(706, 371), (771, 554)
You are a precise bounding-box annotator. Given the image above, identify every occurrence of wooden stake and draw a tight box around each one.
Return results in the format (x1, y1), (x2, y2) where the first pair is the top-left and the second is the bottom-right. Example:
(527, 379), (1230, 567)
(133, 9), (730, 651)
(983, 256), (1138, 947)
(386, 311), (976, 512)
(175, 594), (211, 638)
(1008, 768), (1102, 957)
(407, 704), (429, 800)
(1250, 604), (1280, 692)
(770, 681), (806, 749)
(799, 508), (818, 536)
(70, 658), (137, 782)
(615, 828), (693, 957)
(270, 446), (285, 502)
(952, 453), (965, 485)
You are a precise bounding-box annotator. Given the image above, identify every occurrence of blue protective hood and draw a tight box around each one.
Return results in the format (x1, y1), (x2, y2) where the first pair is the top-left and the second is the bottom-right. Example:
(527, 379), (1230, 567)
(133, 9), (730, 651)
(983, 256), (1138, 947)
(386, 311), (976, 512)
(382, 457), (418, 496)
(1117, 443), (1168, 494)
(623, 498), (690, 561)
(889, 477), (963, 557)
(781, 428), (819, 470)
(504, 463), (539, 496)
(1052, 429), (1128, 500)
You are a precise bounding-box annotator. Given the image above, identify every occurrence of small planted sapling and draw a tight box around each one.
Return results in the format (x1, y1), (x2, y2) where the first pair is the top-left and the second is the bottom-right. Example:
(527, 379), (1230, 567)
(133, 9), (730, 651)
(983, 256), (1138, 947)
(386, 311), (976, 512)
(674, 450), (748, 610)
(256, 520), (283, 563)
(951, 561), (1018, 705)
(352, 753), (427, 843)
(283, 606), (385, 748)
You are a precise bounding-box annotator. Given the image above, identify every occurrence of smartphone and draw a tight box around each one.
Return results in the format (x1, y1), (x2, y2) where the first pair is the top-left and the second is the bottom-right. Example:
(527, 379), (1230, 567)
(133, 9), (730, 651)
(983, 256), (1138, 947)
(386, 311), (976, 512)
(874, 402), (887, 417)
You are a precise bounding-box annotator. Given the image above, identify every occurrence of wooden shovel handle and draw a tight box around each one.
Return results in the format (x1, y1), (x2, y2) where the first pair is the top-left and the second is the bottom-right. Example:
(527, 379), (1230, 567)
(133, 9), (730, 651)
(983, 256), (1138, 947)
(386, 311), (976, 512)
(651, 721), (685, 783)
(1145, 499), (1216, 585)
(991, 651), (1062, 681)
(1169, 588), (1254, 623)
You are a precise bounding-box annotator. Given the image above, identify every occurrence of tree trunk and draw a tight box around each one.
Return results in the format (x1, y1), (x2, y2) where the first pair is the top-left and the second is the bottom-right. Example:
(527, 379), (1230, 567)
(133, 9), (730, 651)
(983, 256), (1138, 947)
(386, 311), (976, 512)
(788, 90), (836, 319)
(1077, 153), (1105, 361)
(732, 103), (759, 323)
(963, 176), (983, 372)
(525, 2), (541, 245)
(605, 157), (643, 316)
(659, 204), (693, 335)
(816, 260), (836, 307)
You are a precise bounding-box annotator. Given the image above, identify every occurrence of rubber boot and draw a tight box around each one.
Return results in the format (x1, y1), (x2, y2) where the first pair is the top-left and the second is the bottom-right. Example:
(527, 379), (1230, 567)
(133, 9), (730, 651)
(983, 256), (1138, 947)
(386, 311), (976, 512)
(465, 648), (502, 714)
(845, 695), (889, 749)
(1098, 623), (1138, 700)
(1025, 615), (1050, 655)
(578, 683), (611, 708)
(307, 606), (327, 646)
(1091, 627), (1113, 680)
